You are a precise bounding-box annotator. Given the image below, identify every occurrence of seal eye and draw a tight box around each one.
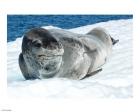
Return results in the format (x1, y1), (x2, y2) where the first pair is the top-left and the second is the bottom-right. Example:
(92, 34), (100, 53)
(34, 43), (41, 48)
(32, 40), (42, 48)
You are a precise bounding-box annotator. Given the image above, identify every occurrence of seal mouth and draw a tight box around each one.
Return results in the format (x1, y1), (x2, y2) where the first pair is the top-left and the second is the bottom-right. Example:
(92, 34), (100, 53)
(38, 54), (46, 57)
(37, 54), (63, 59)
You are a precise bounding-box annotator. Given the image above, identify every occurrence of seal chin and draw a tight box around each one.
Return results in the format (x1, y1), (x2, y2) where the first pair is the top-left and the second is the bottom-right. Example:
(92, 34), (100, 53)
(35, 53), (63, 78)
(39, 69), (58, 78)
(39, 56), (63, 78)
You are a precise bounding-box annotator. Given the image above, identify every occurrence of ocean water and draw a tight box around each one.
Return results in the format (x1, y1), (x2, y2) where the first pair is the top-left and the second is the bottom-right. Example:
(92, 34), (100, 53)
(7, 15), (132, 42)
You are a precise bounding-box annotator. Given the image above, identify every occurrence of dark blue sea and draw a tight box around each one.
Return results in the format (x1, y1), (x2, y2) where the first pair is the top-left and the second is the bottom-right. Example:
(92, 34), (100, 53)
(7, 15), (133, 42)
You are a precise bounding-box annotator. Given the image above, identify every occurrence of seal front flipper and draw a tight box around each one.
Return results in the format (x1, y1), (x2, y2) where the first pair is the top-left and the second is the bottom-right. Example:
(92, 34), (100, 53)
(81, 68), (102, 80)
(84, 49), (97, 74)
(19, 53), (39, 80)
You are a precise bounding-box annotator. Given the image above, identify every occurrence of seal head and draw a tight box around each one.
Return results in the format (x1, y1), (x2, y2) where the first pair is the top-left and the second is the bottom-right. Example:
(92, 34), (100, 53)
(19, 28), (64, 79)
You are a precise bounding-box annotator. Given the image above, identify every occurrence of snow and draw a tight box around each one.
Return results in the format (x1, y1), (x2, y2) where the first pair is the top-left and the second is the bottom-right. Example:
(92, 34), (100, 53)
(7, 19), (132, 99)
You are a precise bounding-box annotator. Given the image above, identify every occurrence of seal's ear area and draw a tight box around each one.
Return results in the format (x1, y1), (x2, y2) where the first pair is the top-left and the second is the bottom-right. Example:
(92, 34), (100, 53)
(111, 37), (119, 45)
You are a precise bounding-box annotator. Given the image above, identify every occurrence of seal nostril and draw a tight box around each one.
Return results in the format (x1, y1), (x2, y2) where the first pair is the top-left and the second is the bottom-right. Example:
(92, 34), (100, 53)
(45, 66), (50, 71)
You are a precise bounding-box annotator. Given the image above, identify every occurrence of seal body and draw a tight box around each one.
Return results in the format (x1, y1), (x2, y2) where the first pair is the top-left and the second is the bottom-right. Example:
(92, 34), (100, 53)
(19, 27), (118, 80)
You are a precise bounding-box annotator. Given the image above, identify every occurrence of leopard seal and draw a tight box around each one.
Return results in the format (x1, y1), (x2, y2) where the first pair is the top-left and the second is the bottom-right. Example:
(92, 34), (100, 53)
(19, 27), (119, 80)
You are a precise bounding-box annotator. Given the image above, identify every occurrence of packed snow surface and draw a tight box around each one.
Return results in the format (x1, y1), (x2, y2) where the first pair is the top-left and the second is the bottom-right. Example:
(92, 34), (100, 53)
(7, 19), (132, 99)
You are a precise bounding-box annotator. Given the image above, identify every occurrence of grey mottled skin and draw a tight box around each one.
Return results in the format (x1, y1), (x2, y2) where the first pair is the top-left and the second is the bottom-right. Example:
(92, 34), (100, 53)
(19, 27), (119, 80)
